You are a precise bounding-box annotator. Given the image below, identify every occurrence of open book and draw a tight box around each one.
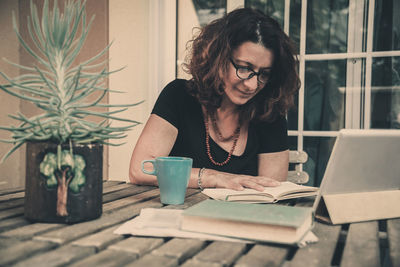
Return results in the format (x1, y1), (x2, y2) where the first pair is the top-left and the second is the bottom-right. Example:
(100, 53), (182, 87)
(202, 181), (318, 203)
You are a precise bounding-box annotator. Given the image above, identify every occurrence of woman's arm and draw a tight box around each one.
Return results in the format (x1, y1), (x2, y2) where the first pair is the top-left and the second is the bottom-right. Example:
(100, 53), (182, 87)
(129, 114), (178, 185)
(258, 150), (289, 182)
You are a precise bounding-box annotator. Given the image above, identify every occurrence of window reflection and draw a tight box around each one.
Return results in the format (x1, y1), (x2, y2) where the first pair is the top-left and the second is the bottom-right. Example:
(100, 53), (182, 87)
(287, 92), (298, 130)
(306, 0), (349, 54)
(246, 0), (301, 53)
(177, 1), (226, 78)
(304, 137), (336, 186)
(289, 0), (301, 54)
(191, 0), (226, 26)
(245, 0), (285, 27)
(373, 0), (400, 51)
(304, 60), (346, 131)
(371, 57), (400, 129)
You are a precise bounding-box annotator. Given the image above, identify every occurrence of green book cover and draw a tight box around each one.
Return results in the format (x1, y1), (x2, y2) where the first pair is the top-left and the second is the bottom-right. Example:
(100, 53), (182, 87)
(183, 199), (312, 228)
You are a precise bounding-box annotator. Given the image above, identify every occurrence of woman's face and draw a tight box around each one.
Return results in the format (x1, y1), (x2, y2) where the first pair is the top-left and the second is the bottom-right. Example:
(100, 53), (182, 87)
(222, 41), (274, 107)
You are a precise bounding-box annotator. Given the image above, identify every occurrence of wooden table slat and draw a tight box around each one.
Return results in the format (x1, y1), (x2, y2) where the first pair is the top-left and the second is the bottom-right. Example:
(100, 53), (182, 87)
(108, 236), (164, 256)
(387, 218), (400, 267)
(234, 244), (290, 267)
(102, 180), (125, 189)
(103, 182), (136, 194)
(124, 253), (179, 267)
(103, 188), (160, 212)
(151, 238), (207, 263)
(102, 184), (155, 203)
(0, 191), (24, 202)
(0, 222), (65, 241)
(341, 221), (380, 267)
(71, 225), (124, 251)
(287, 223), (342, 267)
(0, 239), (57, 266)
(164, 190), (209, 210)
(0, 186), (24, 195)
(68, 249), (139, 267)
(0, 197), (24, 211)
(0, 216), (30, 233)
(33, 198), (163, 244)
(0, 186), (25, 196)
(181, 259), (223, 267)
(192, 241), (247, 266)
(13, 244), (96, 267)
(0, 236), (20, 249)
(0, 206), (24, 220)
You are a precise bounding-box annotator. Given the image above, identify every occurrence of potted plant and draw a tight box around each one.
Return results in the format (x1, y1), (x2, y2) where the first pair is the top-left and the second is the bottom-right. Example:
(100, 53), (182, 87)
(0, 0), (141, 223)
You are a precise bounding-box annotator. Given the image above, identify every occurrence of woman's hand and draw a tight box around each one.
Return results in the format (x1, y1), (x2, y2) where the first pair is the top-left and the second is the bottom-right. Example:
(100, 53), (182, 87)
(201, 168), (281, 191)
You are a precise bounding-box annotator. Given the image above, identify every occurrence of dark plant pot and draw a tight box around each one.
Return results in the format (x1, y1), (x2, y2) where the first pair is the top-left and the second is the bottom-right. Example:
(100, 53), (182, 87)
(25, 141), (103, 223)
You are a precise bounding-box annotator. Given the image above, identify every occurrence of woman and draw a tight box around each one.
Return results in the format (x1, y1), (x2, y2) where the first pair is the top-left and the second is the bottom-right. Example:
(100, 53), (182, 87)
(129, 8), (300, 191)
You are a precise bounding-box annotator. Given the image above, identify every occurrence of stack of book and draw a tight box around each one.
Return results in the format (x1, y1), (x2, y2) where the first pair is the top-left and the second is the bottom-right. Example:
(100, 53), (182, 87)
(181, 199), (314, 246)
(115, 182), (319, 246)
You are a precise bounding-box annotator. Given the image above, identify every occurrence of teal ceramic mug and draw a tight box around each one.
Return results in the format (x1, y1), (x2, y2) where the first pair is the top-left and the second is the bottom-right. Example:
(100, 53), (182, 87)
(141, 157), (193, 205)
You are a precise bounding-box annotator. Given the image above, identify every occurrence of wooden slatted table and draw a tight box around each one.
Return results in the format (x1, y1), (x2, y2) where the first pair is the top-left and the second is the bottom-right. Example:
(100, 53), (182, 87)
(0, 181), (399, 267)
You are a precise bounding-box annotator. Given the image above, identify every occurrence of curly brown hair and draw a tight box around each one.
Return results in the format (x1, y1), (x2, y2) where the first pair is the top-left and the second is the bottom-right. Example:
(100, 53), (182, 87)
(183, 7), (300, 122)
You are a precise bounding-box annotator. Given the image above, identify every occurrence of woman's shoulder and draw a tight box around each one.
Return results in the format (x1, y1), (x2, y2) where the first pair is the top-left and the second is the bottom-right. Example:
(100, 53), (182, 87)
(159, 79), (197, 104)
(154, 79), (198, 108)
(152, 79), (197, 128)
(162, 79), (190, 95)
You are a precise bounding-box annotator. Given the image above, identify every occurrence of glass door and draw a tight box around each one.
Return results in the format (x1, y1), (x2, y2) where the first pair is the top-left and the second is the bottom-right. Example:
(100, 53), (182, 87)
(176, 0), (400, 186)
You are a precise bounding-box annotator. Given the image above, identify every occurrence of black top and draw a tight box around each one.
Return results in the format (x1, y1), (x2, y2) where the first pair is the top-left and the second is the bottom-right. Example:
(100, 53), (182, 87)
(152, 79), (288, 176)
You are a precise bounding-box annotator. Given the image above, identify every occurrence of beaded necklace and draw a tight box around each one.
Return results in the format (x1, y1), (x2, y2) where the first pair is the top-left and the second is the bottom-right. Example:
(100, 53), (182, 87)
(204, 112), (241, 166)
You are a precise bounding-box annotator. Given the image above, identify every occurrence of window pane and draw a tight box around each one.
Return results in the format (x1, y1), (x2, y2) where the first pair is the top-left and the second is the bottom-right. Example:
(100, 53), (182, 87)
(287, 61), (300, 131)
(191, 0), (226, 26)
(177, 0), (226, 78)
(373, 0), (400, 51)
(287, 92), (298, 130)
(245, 0), (285, 27)
(371, 57), (400, 129)
(306, 0), (349, 54)
(304, 60), (346, 131)
(245, 0), (301, 53)
(289, 0), (301, 54)
(304, 137), (336, 186)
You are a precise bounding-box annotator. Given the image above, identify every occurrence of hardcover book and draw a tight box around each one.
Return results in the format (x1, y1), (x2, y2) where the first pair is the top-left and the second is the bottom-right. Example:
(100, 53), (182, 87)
(202, 181), (318, 203)
(181, 199), (314, 245)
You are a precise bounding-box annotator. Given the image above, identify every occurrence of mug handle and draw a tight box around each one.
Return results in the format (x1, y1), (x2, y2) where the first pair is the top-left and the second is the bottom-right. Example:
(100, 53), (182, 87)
(141, 160), (156, 175)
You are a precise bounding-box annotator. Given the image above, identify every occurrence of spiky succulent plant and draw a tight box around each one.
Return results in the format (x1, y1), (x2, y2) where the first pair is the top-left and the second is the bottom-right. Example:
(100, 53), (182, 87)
(0, 0), (141, 162)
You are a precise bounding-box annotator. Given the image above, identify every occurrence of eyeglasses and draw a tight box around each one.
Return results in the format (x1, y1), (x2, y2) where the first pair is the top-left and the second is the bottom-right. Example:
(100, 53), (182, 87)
(230, 59), (270, 84)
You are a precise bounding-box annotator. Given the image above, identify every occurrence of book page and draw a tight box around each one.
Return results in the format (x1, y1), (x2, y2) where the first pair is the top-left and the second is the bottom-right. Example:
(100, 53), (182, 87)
(202, 181), (318, 203)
